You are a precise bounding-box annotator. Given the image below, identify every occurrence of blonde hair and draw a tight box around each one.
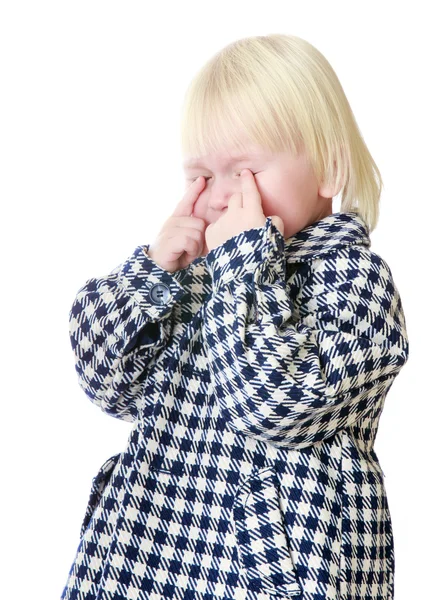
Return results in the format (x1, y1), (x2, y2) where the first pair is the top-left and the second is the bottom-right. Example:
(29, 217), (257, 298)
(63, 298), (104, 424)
(180, 34), (382, 232)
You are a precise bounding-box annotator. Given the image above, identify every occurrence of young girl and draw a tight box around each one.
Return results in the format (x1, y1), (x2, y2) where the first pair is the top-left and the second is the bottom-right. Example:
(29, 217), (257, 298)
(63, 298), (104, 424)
(61, 34), (409, 600)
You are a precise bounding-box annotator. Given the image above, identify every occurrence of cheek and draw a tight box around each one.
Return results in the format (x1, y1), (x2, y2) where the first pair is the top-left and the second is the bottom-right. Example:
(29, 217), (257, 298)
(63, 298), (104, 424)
(260, 196), (277, 217)
(255, 175), (280, 214)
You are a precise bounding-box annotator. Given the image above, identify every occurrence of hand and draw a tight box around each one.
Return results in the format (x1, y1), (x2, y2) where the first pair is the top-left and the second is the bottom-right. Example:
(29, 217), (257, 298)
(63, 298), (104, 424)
(147, 177), (207, 272)
(205, 169), (284, 252)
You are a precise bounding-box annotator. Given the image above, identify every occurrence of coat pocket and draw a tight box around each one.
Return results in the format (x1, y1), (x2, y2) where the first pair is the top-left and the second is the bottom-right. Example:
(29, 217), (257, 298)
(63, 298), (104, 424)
(80, 452), (121, 538)
(233, 465), (302, 598)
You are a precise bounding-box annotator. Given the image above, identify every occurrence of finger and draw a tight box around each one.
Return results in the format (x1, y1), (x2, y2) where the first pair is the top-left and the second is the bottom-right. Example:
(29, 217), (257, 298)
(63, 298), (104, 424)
(167, 235), (203, 259)
(227, 191), (243, 211)
(183, 236), (204, 258)
(240, 169), (262, 209)
(166, 226), (204, 244)
(171, 176), (206, 218)
(204, 222), (214, 242)
(270, 215), (285, 235)
(169, 216), (206, 231)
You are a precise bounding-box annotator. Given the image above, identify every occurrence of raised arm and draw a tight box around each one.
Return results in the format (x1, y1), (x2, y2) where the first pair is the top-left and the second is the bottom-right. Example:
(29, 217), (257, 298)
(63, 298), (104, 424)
(69, 244), (191, 422)
(203, 217), (409, 448)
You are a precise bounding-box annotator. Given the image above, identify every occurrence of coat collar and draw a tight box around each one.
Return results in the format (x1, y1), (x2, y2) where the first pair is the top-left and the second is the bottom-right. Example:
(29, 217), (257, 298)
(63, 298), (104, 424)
(284, 211), (371, 262)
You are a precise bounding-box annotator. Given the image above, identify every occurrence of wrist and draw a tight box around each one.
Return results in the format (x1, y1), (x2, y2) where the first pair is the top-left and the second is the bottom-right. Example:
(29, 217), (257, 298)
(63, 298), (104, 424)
(205, 217), (285, 292)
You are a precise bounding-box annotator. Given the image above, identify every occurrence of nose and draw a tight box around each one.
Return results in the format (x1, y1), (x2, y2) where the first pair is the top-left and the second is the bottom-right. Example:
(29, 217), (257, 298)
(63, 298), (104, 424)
(208, 176), (242, 212)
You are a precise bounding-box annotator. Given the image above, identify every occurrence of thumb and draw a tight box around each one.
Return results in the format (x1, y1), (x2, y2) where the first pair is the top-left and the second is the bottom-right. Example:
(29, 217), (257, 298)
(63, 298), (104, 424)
(270, 215), (284, 236)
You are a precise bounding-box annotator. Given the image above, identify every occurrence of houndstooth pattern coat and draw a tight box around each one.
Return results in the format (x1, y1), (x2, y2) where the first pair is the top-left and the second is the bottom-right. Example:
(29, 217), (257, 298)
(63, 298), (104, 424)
(61, 211), (409, 600)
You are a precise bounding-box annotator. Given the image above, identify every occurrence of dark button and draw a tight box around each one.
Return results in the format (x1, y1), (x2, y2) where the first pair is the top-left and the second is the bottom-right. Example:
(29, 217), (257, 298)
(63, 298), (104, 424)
(148, 283), (171, 305)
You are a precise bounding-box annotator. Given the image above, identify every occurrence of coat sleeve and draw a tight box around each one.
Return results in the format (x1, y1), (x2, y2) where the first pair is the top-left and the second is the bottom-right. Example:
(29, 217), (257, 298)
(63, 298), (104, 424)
(69, 244), (191, 422)
(203, 217), (409, 449)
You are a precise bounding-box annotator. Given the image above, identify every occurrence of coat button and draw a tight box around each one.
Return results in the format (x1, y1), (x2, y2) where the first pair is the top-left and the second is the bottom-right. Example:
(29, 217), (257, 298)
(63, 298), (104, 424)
(148, 283), (170, 305)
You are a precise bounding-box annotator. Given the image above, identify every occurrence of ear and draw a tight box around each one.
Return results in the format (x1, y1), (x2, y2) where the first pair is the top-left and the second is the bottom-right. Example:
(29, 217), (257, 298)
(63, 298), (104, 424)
(318, 159), (344, 198)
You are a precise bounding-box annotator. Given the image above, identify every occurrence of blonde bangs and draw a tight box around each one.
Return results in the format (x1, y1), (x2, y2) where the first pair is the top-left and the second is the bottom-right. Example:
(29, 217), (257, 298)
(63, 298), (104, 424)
(180, 57), (303, 161)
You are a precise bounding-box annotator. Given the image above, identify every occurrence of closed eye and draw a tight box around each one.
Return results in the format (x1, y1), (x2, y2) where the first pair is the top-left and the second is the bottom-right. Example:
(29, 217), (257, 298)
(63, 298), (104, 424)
(189, 172), (258, 182)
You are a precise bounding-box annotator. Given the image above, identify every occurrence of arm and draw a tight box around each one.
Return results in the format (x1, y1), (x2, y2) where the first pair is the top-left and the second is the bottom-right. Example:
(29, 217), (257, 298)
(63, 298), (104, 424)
(69, 244), (190, 422)
(203, 217), (409, 448)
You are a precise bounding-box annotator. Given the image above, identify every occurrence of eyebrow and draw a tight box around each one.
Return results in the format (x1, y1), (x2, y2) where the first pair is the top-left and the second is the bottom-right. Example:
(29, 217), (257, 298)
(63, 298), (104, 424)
(183, 154), (256, 168)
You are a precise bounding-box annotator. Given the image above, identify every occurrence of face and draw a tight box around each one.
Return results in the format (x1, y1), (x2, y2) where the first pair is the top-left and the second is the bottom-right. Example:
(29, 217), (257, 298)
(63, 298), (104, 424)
(183, 141), (333, 253)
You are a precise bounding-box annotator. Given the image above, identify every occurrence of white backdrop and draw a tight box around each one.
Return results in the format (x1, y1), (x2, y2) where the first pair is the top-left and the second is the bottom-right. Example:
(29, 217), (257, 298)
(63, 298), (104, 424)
(1, 1), (418, 598)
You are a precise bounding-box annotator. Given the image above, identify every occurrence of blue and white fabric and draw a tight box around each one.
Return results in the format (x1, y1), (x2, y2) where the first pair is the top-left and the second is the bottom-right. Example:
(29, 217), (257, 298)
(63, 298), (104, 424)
(61, 211), (409, 600)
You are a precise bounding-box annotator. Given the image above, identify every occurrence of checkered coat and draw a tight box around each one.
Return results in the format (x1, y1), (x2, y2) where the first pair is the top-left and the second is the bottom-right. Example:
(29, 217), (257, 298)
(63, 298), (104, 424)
(61, 211), (409, 600)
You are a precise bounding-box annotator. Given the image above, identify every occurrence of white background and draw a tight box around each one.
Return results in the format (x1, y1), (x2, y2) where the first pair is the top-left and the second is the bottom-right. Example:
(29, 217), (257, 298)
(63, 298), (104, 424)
(1, 1), (419, 598)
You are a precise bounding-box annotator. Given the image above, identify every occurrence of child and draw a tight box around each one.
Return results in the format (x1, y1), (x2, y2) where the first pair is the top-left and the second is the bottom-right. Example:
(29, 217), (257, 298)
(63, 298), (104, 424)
(61, 34), (409, 600)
